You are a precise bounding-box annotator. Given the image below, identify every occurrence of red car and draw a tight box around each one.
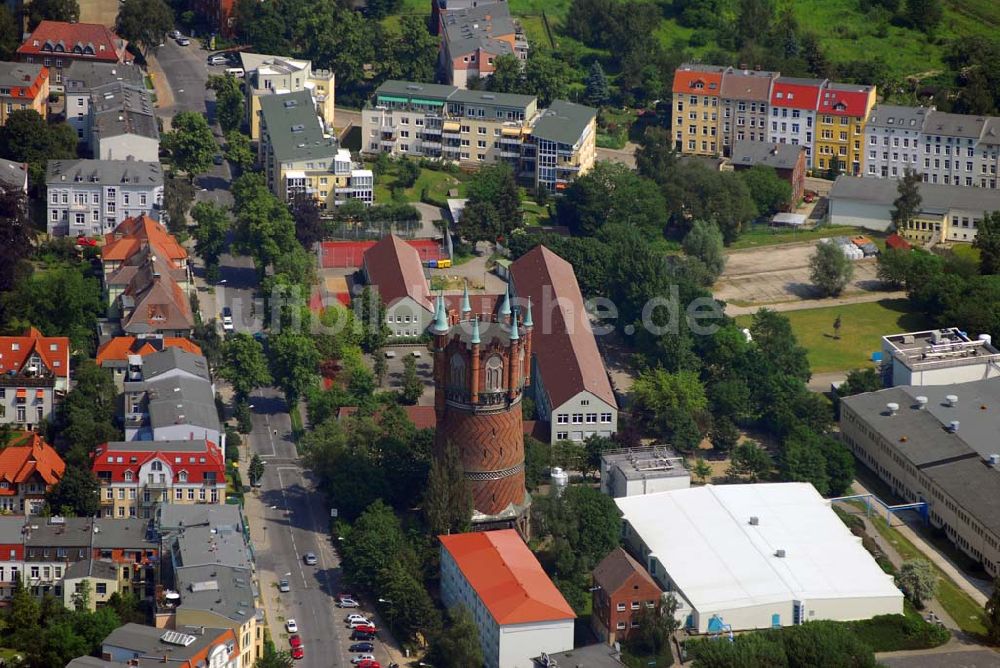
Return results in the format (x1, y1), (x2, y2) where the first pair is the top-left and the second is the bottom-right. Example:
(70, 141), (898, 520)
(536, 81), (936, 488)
(289, 635), (303, 648)
(357, 661), (380, 668)
(353, 624), (377, 635)
(292, 646), (305, 660)
(76, 236), (98, 247)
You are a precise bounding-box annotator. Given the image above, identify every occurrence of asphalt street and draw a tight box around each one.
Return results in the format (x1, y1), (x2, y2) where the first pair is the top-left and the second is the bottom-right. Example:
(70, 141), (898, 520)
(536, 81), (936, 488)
(155, 38), (216, 117)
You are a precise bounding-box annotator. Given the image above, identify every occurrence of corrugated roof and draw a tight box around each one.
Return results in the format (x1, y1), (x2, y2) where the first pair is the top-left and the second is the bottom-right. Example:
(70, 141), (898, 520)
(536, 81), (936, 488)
(362, 234), (433, 311)
(440, 529), (575, 624)
(511, 246), (616, 408)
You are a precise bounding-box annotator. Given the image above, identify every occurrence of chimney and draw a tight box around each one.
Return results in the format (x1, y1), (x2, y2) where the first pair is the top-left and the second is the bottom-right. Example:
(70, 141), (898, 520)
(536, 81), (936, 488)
(749, 516), (759, 526)
(946, 394), (959, 407)
(948, 420), (960, 433)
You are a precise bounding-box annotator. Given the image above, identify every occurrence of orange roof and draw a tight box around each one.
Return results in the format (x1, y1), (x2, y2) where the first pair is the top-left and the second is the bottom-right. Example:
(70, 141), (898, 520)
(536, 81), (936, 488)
(102, 214), (187, 265)
(361, 234), (433, 311)
(0, 327), (71, 379)
(439, 530), (575, 625)
(0, 432), (66, 487)
(96, 336), (202, 365)
(672, 64), (726, 95)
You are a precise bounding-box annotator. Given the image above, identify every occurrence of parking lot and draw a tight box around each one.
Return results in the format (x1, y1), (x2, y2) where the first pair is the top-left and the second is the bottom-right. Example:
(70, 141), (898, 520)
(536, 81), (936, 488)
(713, 240), (882, 306)
(377, 348), (435, 404)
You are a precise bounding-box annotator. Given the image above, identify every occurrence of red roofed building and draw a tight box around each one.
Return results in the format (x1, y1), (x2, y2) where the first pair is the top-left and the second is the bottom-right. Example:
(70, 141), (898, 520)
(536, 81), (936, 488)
(511, 246), (617, 444)
(97, 335), (203, 388)
(0, 328), (71, 431)
(591, 547), (663, 645)
(439, 529), (575, 668)
(92, 440), (226, 519)
(102, 214), (188, 279)
(0, 61), (50, 125)
(885, 233), (912, 251)
(768, 77), (828, 168)
(0, 432), (65, 514)
(672, 64), (726, 156)
(814, 82), (877, 175)
(16, 21), (133, 89)
(361, 234), (434, 339)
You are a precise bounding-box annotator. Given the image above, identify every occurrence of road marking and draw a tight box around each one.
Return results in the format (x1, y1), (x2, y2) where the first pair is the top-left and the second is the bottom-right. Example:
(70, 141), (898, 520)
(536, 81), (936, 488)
(264, 414), (277, 456)
(276, 468), (309, 590)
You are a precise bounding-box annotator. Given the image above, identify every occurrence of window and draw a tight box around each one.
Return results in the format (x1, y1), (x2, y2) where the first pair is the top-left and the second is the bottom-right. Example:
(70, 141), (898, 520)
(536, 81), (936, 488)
(586, 413), (597, 423)
(631, 601), (640, 610)
(557, 432), (568, 440)
(616, 602), (626, 611)
(96, 583), (107, 595)
(557, 414), (568, 424)
(485, 355), (503, 391)
(600, 412), (612, 423)
(616, 621), (626, 630)
(572, 413), (583, 424)
(175, 489), (183, 500)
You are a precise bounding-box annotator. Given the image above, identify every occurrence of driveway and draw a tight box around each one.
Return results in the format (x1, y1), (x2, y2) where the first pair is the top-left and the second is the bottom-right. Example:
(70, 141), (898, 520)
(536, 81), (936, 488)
(596, 142), (637, 168)
(149, 38), (214, 124)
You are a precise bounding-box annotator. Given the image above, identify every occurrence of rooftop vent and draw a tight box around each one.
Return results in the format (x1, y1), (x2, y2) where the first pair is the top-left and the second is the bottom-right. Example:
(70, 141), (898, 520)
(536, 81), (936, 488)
(749, 516), (759, 526)
(948, 420), (960, 433)
(283, 99), (297, 108)
(886, 402), (899, 416)
(915, 396), (928, 410)
(160, 630), (197, 647)
(775, 549), (786, 558)
(946, 394), (959, 407)
(989, 454), (1000, 467)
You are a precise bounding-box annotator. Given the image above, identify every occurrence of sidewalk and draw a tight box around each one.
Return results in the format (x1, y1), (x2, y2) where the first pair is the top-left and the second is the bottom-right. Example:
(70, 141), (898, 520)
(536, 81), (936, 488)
(146, 53), (176, 124)
(725, 290), (908, 317)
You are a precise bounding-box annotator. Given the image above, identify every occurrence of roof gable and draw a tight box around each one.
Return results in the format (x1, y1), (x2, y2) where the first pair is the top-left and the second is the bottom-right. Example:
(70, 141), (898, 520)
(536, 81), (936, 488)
(18, 21), (132, 63)
(593, 547), (661, 596)
(0, 328), (70, 378)
(362, 234), (433, 311)
(0, 433), (65, 486)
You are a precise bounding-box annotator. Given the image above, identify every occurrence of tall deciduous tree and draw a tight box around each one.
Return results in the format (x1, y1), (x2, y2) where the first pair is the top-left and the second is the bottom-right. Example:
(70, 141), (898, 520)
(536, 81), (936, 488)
(809, 241), (854, 297)
(163, 172), (195, 235)
(523, 52), (570, 107)
(400, 353), (423, 404)
(254, 647), (294, 668)
(727, 440), (773, 481)
(682, 220), (727, 284)
(3, 264), (103, 354)
(973, 210), (1000, 275)
(0, 6), (19, 60)
(905, 0), (943, 33)
(891, 168), (923, 229)
(163, 112), (217, 181)
(0, 190), (34, 294)
(486, 54), (523, 94)
(267, 330), (320, 404)
(0, 110), (78, 188)
(895, 559), (937, 608)
(424, 439), (472, 535)
(27, 0), (79, 29)
(190, 200), (230, 266)
(986, 576), (1000, 644)
(427, 606), (484, 668)
(224, 131), (255, 169)
(220, 333), (272, 400)
(381, 15), (439, 83)
(116, 0), (174, 56)
(291, 194), (324, 248)
(556, 161), (666, 238)
(341, 499), (405, 591)
(249, 453), (265, 486)
(207, 74), (244, 134)
(356, 285), (389, 353)
(45, 467), (100, 517)
(455, 163), (523, 245)
(738, 164), (792, 215)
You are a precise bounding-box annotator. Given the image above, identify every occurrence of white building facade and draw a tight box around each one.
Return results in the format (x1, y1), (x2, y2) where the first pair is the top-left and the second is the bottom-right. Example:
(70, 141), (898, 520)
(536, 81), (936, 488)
(45, 160), (164, 237)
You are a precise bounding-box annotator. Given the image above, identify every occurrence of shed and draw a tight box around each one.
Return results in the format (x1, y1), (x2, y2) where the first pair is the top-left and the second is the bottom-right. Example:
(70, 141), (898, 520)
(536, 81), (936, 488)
(770, 212), (806, 227)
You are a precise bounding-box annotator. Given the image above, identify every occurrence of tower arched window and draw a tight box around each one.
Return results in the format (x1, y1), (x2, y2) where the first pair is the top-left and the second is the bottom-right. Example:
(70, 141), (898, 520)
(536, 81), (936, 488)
(449, 353), (467, 389)
(485, 355), (504, 391)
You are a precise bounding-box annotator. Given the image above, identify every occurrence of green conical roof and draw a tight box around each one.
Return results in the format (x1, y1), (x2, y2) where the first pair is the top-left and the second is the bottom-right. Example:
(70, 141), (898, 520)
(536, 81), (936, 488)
(500, 284), (511, 316)
(524, 297), (533, 328)
(431, 294), (449, 333)
(461, 282), (471, 313)
(470, 316), (481, 345)
(510, 312), (520, 340)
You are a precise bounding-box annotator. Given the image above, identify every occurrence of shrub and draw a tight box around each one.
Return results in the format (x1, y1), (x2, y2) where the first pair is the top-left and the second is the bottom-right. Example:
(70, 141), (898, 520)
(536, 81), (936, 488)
(848, 614), (950, 652)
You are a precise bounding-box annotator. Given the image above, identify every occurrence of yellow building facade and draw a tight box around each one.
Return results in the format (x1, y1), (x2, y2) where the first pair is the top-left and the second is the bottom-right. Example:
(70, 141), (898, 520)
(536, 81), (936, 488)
(672, 64), (725, 156)
(814, 83), (876, 175)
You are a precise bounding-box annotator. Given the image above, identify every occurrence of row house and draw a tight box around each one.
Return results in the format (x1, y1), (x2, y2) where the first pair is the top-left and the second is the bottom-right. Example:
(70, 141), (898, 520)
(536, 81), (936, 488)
(672, 64), (726, 157)
(719, 68), (779, 155)
(45, 159), (164, 237)
(0, 516), (27, 601)
(67, 623), (239, 668)
(241, 52), (335, 142)
(814, 82), (876, 175)
(363, 80), (596, 191)
(16, 21), (133, 89)
(21, 515), (159, 602)
(88, 81), (159, 161)
(439, 1), (528, 89)
(0, 60), (49, 125)
(864, 105), (1000, 189)
(0, 432), (65, 514)
(97, 335), (203, 390)
(92, 439), (227, 520)
(63, 60), (144, 142)
(0, 328), (71, 431)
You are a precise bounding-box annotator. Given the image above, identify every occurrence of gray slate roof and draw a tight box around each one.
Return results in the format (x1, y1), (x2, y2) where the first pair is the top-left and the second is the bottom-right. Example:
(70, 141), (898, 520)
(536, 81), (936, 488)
(64, 558), (119, 581)
(259, 89), (337, 163)
(63, 60), (144, 94)
(830, 175), (1000, 213)
(25, 517), (155, 548)
(0, 158), (27, 191)
(175, 563), (258, 624)
(91, 82), (159, 141)
(141, 347), (211, 382)
(922, 110), (987, 139)
(0, 61), (45, 87)
(866, 104), (931, 131)
(0, 516), (26, 545)
(158, 503), (243, 534)
(46, 159), (163, 187)
(102, 439), (214, 453)
(442, 2), (517, 58)
(102, 623), (232, 663)
(731, 140), (805, 170)
(530, 99), (596, 146)
(146, 374), (220, 435)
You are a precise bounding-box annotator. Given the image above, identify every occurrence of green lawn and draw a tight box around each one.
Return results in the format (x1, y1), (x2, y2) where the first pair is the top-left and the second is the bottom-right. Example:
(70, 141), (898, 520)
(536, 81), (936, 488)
(728, 224), (870, 250)
(736, 299), (931, 373)
(373, 166), (467, 205)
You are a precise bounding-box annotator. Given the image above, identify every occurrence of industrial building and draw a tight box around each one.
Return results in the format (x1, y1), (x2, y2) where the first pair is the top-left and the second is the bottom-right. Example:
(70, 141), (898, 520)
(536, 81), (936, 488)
(599, 447), (690, 498)
(881, 328), (1000, 387)
(841, 379), (1000, 576)
(616, 484), (903, 633)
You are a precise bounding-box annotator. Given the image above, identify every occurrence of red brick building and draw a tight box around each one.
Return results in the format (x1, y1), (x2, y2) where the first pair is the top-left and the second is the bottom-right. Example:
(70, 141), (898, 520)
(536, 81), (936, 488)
(591, 547), (663, 645)
(730, 140), (807, 208)
(432, 287), (532, 534)
(195, 0), (237, 38)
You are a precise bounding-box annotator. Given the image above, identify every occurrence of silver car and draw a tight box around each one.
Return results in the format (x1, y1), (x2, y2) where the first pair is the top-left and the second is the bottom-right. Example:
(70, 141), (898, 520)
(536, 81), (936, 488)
(278, 579), (291, 593)
(304, 552), (318, 566)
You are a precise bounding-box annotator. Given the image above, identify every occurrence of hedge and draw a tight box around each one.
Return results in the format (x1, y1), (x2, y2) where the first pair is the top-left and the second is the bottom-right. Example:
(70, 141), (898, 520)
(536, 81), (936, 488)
(848, 614), (950, 652)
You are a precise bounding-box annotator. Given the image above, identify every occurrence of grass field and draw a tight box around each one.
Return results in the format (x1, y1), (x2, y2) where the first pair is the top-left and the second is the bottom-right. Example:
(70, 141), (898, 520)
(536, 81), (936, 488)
(728, 224), (870, 250)
(736, 299), (931, 373)
(372, 166), (467, 204)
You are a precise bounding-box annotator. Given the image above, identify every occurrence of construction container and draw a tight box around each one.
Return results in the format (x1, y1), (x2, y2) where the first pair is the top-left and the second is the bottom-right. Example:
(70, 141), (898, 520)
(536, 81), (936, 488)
(428, 260), (438, 268)
(437, 259), (452, 268)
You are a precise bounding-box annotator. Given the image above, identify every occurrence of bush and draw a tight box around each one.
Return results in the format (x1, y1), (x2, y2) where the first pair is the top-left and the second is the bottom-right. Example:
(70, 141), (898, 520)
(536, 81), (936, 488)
(848, 614), (950, 652)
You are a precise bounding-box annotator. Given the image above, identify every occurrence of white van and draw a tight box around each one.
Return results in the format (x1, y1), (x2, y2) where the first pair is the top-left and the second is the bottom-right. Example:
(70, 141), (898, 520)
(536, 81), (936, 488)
(224, 67), (245, 78)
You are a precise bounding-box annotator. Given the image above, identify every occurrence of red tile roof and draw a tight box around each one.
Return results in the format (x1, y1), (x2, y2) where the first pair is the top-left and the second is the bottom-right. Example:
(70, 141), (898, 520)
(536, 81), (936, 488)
(102, 214), (187, 265)
(672, 64), (725, 96)
(440, 529), (575, 625)
(442, 292), (502, 320)
(0, 328), (71, 379)
(0, 432), (65, 487)
(96, 336), (202, 366)
(361, 234), (433, 311)
(91, 440), (225, 483)
(319, 239), (444, 268)
(592, 547), (661, 596)
(818, 83), (875, 118)
(337, 405), (438, 430)
(885, 233), (912, 251)
(770, 77), (827, 110)
(0, 62), (49, 100)
(511, 246), (616, 408)
(17, 21), (133, 63)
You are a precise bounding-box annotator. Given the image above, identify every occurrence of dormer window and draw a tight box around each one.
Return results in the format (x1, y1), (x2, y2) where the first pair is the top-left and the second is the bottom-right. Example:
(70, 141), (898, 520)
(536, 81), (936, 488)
(124, 471), (133, 481)
(178, 471), (188, 482)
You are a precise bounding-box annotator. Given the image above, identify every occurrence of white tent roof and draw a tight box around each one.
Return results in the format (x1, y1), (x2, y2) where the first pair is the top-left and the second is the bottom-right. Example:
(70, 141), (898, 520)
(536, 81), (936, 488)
(771, 212), (807, 226)
(616, 483), (901, 611)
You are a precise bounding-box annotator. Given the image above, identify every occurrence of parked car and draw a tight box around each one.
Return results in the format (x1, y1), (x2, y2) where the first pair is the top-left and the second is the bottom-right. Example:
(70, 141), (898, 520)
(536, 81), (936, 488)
(351, 630), (375, 642)
(208, 54), (227, 65)
(176, 37), (190, 46)
(289, 635), (302, 648)
(303, 552), (317, 565)
(356, 660), (380, 668)
(285, 619), (298, 633)
(338, 597), (360, 608)
(352, 624), (376, 635)
(292, 646), (305, 660)
(168, 29), (181, 39)
(75, 235), (98, 247)
(348, 619), (373, 629)
(349, 642), (374, 653)
(213, 153), (224, 165)
(383, 350), (396, 359)
(221, 306), (234, 332)
(278, 579), (291, 593)
(352, 655), (376, 664)
(346, 615), (370, 625)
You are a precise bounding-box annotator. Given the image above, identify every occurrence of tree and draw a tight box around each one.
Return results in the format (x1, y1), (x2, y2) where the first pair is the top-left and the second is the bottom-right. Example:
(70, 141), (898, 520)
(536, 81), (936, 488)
(224, 130), (255, 169)
(267, 330), (320, 403)
(710, 415), (740, 453)
(372, 354), (387, 387)
(427, 606), (484, 668)
(905, 0), (942, 33)
(584, 61), (611, 106)
(396, 159), (421, 189)
(3, 264), (103, 354)
(207, 74), (244, 134)
(356, 286), (389, 353)
(630, 594), (679, 656)
(378, 559), (442, 642)
(27, 0), (79, 29)
(364, 0), (402, 19)
(163, 172), (195, 235)
(455, 163), (522, 245)
(583, 435), (614, 479)
(291, 194), (324, 248)
(116, 0), (173, 56)
(249, 453), (265, 486)
(555, 161), (666, 238)
(47, 361), (119, 466)
(738, 164), (793, 216)
(381, 15), (439, 83)
(737, 0), (776, 47)
(523, 52), (570, 107)
(986, 576), (1000, 644)
(809, 241), (854, 297)
(891, 169), (923, 229)
(341, 499), (406, 591)
(0, 190), (33, 294)
(45, 467), (100, 517)
(728, 440), (772, 481)
(5, 575), (41, 651)
(486, 53), (524, 93)
(0, 6), (19, 60)
(191, 201), (230, 266)
(896, 559), (937, 609)
(632, 369), (708, 447)
(424, 439), (472, 535)
(163, 112), (217, 181)
(682, 220), (727, 284)
(254, 646), (294, 668)
(692, 458), (712, 484)
(0, 110), (78, 188)
(749, 309), (812, 382)
(974, 211), (1000, 275)
(877, 247), (913, 288)
(220, 334), (272, 400)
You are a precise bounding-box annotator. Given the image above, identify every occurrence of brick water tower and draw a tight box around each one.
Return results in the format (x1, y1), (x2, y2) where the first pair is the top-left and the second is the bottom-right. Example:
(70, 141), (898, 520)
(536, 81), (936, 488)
(432, 286), (532, 535)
